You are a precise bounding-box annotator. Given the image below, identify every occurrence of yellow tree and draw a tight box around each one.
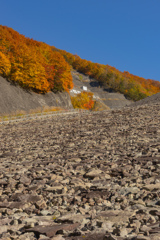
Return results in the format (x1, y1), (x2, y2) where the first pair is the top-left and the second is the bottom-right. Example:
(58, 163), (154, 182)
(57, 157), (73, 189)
(0, 52), (11, 77)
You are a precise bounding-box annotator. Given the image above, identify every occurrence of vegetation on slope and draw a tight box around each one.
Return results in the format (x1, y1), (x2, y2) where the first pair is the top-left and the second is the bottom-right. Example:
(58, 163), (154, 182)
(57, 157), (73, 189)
(0, 25), (73, 93)
(71, 91), (95, 110)
(60, 50), (160, 101)
(0, 25), (160, 101)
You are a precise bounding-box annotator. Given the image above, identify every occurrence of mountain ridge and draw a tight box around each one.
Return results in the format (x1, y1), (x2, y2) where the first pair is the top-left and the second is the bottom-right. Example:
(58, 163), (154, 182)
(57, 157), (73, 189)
(0, 25), (160, 104)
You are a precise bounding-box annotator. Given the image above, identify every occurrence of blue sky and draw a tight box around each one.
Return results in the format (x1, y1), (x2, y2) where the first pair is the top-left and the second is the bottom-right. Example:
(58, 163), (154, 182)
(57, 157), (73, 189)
(0, 0), (160, 81)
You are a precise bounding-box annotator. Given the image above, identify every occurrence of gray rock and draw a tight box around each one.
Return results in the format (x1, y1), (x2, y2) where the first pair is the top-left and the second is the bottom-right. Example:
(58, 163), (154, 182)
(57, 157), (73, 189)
(0, 102), (160, 239)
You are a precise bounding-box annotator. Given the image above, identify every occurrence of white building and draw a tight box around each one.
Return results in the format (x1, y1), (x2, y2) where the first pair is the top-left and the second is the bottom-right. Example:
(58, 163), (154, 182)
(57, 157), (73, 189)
(82, 86), (87, 91)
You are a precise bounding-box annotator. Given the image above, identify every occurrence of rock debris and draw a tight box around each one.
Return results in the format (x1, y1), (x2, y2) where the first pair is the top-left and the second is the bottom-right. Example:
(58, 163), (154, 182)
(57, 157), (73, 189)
(0, 103), (160, 239)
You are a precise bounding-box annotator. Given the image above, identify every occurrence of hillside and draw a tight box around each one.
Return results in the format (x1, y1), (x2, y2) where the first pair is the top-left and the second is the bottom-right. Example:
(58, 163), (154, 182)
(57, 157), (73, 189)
(0, 76), (73, 114)
(0, 25), (73, 93)
(0, 25), (160, 105)
(0, 71), (131, 115)
(71, 70), (132, 109)
(60, 50), (160, 101)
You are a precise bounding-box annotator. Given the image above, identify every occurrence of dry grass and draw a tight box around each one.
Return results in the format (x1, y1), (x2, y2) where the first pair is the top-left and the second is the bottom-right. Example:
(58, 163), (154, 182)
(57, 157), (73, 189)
(0, 106), (65, 122)
(92, 101), (110, 111)
(106, 98), (119, 101)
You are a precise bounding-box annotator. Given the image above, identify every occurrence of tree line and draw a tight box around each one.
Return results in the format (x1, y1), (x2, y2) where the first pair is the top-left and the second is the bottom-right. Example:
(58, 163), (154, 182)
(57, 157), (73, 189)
(59, 50), (160, 101)
(0, 25), (160, 101)
(0, 25), (73, 93)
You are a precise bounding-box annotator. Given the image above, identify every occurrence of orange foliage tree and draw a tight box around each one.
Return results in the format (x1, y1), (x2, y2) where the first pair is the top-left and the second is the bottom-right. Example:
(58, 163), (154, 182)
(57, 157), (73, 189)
(60, 50), (160, 101)
(1, 25), (160, 100)
(0, 25), (73, 93)
(71, 91), (94, 110)
(0, 52), (11, 77)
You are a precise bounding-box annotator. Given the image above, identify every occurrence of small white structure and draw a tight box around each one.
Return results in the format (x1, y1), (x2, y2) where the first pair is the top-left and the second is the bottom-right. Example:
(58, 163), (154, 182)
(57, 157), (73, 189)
(82, 86), (87, 91)
(70, 89), (81, 94)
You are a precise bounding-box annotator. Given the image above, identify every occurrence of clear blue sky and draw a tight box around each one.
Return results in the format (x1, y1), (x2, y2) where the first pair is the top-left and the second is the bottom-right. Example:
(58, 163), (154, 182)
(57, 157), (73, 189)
(0, 0), (160, 81)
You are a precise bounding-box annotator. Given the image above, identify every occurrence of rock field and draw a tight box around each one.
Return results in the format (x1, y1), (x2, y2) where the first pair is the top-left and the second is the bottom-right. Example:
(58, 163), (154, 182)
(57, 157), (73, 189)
(0, 103), (160, 240)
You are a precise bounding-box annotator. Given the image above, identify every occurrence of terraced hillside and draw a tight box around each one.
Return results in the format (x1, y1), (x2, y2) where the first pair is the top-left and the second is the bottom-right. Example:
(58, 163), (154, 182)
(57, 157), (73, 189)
(0, 102), (160, 239)
(71, 71), (132, 109)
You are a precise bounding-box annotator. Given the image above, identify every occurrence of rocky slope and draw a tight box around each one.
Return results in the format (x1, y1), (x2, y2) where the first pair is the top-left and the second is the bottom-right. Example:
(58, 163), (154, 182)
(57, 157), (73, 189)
(0, 70), (132, 115)
(0, 76), (73, 115)
(0, 102), (160, 239)
(131, 92), (160, 107)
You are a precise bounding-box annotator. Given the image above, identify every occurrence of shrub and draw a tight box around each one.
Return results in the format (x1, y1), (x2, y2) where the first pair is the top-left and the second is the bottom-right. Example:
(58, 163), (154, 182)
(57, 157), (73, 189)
(71, 91), (94, 110)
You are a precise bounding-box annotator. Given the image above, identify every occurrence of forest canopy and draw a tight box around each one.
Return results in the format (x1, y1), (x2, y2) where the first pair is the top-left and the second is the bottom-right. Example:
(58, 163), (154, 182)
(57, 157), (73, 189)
(0, 25), (73, 93)
(59, 50), (160, 101)
(0, 25), (160, 101)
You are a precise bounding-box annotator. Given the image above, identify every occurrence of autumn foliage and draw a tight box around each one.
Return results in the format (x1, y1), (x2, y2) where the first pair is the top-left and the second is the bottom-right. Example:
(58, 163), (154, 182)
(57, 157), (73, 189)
(0, 25), (160, 101)
(71, 91), (94, 110)
(0, 25), (73, 93)
(60, 50), (160, 101)
(0, 52), (11, 77)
